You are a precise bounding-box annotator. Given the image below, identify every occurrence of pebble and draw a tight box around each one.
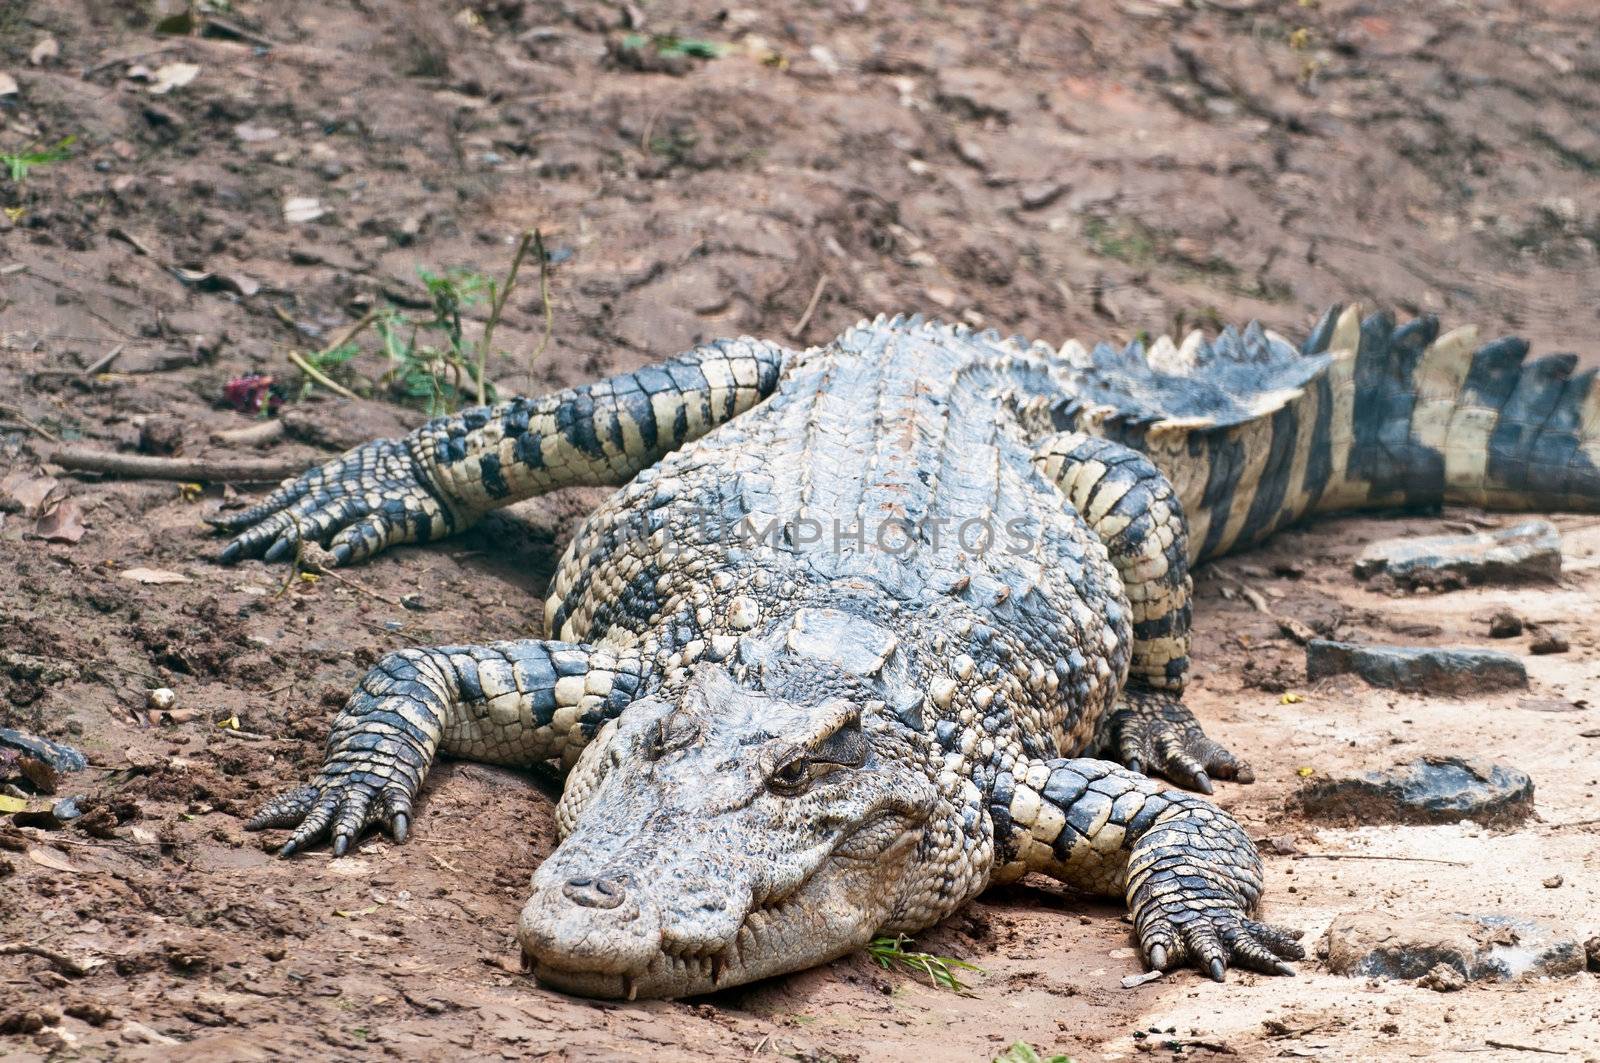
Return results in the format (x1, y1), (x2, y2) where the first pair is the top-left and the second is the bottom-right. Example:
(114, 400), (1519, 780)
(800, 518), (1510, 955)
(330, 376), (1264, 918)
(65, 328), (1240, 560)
(1529, 628), (1569, 655)
(1487, 609), (1523, 638)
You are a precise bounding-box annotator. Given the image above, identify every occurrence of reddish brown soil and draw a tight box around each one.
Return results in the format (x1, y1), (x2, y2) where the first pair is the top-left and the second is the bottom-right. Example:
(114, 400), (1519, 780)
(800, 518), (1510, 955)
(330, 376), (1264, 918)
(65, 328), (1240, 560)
(2, 2), (1599, 1060)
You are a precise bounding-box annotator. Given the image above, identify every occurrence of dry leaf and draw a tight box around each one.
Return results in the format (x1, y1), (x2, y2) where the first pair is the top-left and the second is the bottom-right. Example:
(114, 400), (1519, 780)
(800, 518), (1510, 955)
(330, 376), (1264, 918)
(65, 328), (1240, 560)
(35, 498), (86, 543)
(0, 794), (29, 813)
(27, 847), (84, 874)
(283, 196), (325, 223)
(149, 62), (201, 95)
(29, 37), (60, 66)
(0, 471), (62, 515)
(120, 567), (192, 585)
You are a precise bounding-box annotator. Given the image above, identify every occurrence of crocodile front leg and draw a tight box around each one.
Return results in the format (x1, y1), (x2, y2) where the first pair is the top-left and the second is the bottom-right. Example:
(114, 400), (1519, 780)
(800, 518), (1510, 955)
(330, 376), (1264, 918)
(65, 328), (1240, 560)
(214, 337), (790, 565)
(1034, 431), (1251, 792)
(989, 757), (1301, 980)
(248, 640), (650, 855)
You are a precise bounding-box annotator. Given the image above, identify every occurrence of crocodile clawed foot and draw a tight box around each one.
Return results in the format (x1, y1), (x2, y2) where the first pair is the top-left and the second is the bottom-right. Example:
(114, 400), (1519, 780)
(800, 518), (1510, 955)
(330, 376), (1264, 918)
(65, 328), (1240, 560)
(246, 772), (415, 857)
(1112, 690), (1253, 793)
(1139, 909), (1304, 981)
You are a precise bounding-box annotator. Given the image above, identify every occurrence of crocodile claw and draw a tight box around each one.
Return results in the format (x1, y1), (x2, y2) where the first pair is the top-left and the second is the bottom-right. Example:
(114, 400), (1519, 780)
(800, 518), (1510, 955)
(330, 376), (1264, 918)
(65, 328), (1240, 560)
(212, 437), (456, 568)
(1112, 691), (1252, 792)
(1135, 902), (1304, 982)
(247, 769), (417, 857)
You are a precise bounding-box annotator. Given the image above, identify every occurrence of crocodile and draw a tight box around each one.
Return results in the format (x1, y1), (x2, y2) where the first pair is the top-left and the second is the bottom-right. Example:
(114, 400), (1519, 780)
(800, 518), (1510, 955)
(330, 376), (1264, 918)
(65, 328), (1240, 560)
(217, 305), (1600, 999)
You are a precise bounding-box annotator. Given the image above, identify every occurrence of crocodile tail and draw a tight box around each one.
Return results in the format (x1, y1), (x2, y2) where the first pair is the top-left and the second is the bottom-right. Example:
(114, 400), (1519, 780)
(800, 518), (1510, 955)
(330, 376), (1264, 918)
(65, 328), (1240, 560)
(1052, 306), (1600, 564)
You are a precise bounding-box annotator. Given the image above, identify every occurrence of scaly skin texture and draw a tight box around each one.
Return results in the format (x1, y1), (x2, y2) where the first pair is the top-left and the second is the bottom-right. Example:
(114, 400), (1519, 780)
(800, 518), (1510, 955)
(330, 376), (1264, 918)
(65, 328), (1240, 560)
(219, 308), (1600, 999)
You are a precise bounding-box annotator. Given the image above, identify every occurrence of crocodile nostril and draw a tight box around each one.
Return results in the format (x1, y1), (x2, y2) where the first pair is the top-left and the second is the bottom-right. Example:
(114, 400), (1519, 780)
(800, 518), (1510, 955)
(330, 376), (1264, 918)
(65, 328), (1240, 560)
(563, 875), (626, 909)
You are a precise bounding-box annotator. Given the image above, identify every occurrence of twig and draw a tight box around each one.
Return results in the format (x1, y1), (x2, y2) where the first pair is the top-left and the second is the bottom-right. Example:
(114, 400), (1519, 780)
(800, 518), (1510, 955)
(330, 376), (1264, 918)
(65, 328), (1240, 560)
(51, 446), (305, 482)
(480, 231), (535, 405)
(275, 514), (306, 600)
(1484, 1041), (1567, 1056)
(81, 343), (125, 377)
(287, 349), (361, 401)
(0, 941), (97, 977)
(321, 308), (379, 356)
(1292, 852), (1468, 867)
(1538, 816), (1600, 832)
(530, 230), (554, 374)
(0, 402), (59, 442)
(789, 274), (828, 340)
(210, 419), (285, 447)
(283, 309), (379, 402)
(640, 104), (667, 156)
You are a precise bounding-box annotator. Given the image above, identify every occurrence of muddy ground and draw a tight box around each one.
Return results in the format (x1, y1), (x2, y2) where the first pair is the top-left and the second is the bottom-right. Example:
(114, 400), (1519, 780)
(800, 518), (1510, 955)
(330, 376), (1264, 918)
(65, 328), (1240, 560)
(2, 0), (1599, 1059)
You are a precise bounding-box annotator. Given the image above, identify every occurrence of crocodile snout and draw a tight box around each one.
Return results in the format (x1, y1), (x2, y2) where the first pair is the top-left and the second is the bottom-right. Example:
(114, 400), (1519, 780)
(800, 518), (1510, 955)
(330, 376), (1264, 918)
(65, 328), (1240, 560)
(518, 867), (662, 983)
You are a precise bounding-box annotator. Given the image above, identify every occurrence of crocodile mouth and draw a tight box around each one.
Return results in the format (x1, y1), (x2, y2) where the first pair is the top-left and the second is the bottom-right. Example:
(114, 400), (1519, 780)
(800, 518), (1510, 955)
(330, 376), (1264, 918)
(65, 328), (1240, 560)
(523, 814), (921, 1000)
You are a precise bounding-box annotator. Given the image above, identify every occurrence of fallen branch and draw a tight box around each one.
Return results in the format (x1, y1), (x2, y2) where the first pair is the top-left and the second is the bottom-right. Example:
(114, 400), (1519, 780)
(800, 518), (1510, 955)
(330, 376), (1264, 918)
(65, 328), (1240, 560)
(210, 419), (285, 447)
(51, 446), (305, 483)
(0, 941), (98, 977)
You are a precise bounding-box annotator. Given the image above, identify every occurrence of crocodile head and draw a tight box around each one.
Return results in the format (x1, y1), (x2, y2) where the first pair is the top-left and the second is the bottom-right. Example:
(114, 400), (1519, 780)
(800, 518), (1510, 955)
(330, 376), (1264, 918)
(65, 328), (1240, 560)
(516, 661), (943, 999)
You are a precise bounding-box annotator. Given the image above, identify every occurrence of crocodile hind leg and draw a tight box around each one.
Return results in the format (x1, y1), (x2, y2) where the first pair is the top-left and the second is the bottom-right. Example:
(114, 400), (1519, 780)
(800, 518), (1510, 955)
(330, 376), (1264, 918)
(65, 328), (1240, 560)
(989, 757), (1302, 980)
(213, 337), (791, 566)
(248, 640), (650, 855)
(1033, 431), (1251, 792)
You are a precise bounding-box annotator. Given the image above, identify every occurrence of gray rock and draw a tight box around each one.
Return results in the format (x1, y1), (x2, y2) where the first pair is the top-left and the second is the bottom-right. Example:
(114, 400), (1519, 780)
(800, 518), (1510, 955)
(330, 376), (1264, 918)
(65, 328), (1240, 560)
(1305, 640), (1527, 694)
(0, 727), (87, 774)
(1292, 755), (1534, 827)
(1324, 911), (1586, 983)
(1353, 520), (1562, 587)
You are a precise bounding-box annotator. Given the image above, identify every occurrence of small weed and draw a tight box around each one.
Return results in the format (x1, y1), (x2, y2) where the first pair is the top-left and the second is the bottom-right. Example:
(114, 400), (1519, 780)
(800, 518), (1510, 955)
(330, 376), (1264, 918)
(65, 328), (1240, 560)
(293, 342), (362, 400)
(866, 934), (983, 994)
(621, 33), (727, 60)
(2, 135), (75, 184)
(1083, 215), (1158, 267)
(291, 231), (552, 415)
(994, 1042), (1072, 1063)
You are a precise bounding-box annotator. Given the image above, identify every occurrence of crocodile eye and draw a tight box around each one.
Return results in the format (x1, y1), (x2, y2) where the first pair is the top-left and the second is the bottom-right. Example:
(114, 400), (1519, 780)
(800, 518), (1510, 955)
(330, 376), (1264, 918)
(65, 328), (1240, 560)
(768, 757), (811, 795)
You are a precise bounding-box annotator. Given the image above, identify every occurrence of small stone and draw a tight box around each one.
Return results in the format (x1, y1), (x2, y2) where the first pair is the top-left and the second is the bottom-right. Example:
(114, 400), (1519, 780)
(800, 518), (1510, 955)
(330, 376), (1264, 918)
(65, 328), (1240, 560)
(1529, 628), (1569, 655)
(1305, 640), (1526, 694)
(1586, 936), (1599, 972)
(1324, 911), (1584, 983)
(138, 419), (184, 456)
(1019, 181), (1070, 211)
(1418, 963), (1465, 992)
(1543, 874), (1564, 889)
(1488, 609), (1523, 638)
(1353, 520), (1562, 587)
(1292, 755), (1534, 827)
(146, 688), (177, 712)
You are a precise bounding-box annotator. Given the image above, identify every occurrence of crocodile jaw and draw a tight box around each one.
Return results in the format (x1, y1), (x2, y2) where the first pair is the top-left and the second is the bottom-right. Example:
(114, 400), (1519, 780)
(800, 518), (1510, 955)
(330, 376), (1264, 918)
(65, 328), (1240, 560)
(519, 845), (903, 999)
(514, 666), (939, 999)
